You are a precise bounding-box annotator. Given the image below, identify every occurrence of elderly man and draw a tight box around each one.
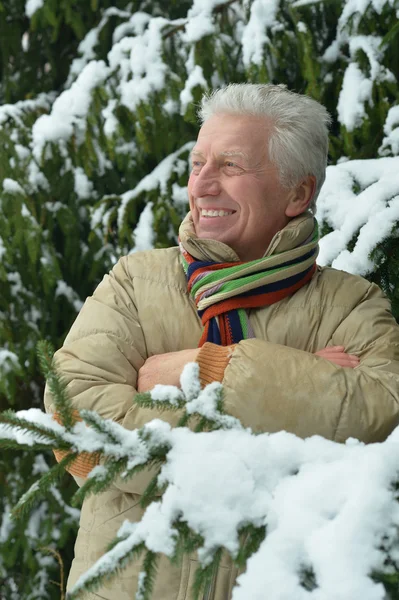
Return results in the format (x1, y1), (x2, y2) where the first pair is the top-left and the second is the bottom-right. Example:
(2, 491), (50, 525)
(45, 84), (399, 600)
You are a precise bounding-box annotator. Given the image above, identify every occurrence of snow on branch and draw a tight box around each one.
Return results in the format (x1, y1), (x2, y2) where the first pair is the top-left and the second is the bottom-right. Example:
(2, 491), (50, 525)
(380, 105), (399, 157)
(317, 157), (399, 275)
(0, 93), (54, 129)
(32, 61), (111, 160)
(116, 140), (194, 235)
(1, 346), (399, 599)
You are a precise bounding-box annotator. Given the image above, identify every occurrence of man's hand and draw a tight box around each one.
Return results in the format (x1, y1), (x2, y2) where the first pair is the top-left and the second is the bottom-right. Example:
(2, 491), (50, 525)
(137, 349), (200, 393)
(315, 345), (359, 368)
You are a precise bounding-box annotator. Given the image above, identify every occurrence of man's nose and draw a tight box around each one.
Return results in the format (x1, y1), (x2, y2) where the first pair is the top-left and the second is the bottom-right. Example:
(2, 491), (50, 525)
(191, 166), (221, 198)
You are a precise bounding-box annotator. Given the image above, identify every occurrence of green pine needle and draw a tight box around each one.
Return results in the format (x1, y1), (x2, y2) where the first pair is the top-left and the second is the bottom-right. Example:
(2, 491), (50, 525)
(192, 547), (222, 600)
(36, 340), (76, 431)
(12, 452), (77, 520)
(66, 542), (147, 599)
(139, 468), (166, 508)
(71, 457), (127, 506)
(136, 551), (159, 600)
(235, 524), (267, 568)
(134, 390), (186, 412)
(0, 410), (71, 449)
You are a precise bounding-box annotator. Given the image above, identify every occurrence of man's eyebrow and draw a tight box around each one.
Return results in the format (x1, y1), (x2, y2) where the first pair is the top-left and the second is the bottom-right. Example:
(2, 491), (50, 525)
(190, 150), (250, 160)
(219, 150), (249, 161)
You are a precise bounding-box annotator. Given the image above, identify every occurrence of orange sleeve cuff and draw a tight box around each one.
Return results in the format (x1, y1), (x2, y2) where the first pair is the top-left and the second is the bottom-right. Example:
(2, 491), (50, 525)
(196, 342), (236, 387)
(52, 411), (100, 479)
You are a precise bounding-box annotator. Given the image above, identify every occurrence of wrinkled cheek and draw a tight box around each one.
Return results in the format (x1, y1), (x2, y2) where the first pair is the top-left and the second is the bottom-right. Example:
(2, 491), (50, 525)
(187, 176), (196, 212)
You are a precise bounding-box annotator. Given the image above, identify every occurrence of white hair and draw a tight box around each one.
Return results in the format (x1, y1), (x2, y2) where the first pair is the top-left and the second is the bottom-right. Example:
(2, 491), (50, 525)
(198, 83), (331, 212)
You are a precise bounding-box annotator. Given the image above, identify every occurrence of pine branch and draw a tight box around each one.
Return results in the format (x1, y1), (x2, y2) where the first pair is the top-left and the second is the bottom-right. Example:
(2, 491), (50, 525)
(0, 439), (57, 452)
(192, 548), (223, 600)
(193, 416), (217, 432)
(135, 551), (159, 600)
(12, 452), (78, 520)
(71, 457), (128, 506)
(37, 340), (76, 431)
(139, 466), (167, 509)
(79, 409), (124, 445)
(134, 390), (186, 412)
(66, 542), (147, 599)
(177, 412), (192, 428)
(235, 524), (267, 568)
(0, 410), (71, 449)
(171, 521), (204, 567)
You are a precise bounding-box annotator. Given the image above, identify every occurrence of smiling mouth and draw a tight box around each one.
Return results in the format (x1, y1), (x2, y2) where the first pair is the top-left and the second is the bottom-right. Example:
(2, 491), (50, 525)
(200, 209), (236, 217)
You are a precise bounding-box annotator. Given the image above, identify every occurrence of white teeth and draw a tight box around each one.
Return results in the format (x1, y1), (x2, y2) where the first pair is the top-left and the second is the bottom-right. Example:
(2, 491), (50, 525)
(201, 209), (233, 217)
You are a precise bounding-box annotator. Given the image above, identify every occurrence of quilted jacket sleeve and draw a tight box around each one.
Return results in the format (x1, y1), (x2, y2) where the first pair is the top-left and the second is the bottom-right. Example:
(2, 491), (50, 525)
(44, 256), (182, 491)
(219, 282), (399, 443)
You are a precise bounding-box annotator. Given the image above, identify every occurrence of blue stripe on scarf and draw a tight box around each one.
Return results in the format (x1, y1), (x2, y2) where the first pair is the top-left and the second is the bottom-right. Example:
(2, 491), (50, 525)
(239, 264), (314, 298)
(187, 260), (215, 279)
(208, 315), (221, 345)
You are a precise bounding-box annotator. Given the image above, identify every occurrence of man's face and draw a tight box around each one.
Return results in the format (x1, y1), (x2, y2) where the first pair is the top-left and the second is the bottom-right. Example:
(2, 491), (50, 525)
(187, 113), (295, 261)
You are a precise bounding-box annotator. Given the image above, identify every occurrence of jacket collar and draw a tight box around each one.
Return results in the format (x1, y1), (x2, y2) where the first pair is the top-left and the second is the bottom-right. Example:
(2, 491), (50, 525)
(179, 211), (316, 262)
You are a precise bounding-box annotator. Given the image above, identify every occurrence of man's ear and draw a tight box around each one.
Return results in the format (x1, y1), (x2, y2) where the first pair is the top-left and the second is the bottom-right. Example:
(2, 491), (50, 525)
(285, 175), (316, 218)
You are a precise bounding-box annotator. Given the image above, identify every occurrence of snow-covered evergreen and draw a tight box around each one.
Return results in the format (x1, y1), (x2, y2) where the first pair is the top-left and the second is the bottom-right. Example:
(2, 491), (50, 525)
(1, 0), (398, 597)
(2, 361), (399, 599)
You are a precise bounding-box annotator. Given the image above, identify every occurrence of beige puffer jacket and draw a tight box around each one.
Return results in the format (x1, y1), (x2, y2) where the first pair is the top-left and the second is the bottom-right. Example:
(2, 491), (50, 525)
(44, 213), (399, 600)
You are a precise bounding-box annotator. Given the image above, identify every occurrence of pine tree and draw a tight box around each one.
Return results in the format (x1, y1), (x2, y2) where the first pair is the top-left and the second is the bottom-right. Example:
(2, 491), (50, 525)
(1, 0), (398, 597)
(2, 347), (399, 599)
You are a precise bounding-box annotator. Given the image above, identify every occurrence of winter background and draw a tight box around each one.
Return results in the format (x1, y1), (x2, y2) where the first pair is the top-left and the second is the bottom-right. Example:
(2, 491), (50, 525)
(0, 0), (399, 598)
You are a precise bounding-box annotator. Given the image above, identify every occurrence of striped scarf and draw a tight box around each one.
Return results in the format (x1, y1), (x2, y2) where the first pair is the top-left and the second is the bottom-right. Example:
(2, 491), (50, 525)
(180, 219), (319, 347)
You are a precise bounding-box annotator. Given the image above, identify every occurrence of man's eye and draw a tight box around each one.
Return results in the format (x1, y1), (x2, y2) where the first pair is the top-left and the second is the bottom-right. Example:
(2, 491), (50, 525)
(224, 161), (241, 170)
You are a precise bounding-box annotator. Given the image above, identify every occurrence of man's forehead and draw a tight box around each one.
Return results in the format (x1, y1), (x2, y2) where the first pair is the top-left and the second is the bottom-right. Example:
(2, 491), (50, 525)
(193, 117), (269, 158)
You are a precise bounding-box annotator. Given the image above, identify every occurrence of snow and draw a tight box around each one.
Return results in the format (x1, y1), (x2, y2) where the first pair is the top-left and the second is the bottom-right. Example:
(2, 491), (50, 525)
(172, 183), (189, 207)
(27, 160), (50, 192)
(117, 141), (194, 231)
(73, 167), (95, 200)
(0, 349), (20, 374)
(102, 99), (119, 137)
(150, 384), (184, 406)
(317, 157), (399, 274)
(0, 94), (53, 128)
(26, 363), (395, 599)
(380, 105), (399, 156)
(297, 21), (308, 33)
(66, 8), (131, 85)
(337, 35), (395, 131)
(55, 280), (84, 312)
(180, 65), (208, 114)
(25, 0), (43, 18)
(0, 236), (6, 260)
(183, 0), (221, 42)
(316, 157), (399, 275)
(131, 202), (154, 253)
(4, 362), (399, 599)
(292, 0), (323, 5)
(241, 0), (280, 67)
(108, 18), (168, 112)
(337, 63), (372, 132)
(32, 61), (110, 160)
(2, 178), (25, 195)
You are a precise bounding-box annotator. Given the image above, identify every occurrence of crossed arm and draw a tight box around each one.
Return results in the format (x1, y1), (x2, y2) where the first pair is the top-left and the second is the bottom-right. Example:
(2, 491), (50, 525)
(137, 346), (360, 392)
